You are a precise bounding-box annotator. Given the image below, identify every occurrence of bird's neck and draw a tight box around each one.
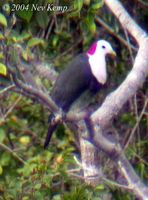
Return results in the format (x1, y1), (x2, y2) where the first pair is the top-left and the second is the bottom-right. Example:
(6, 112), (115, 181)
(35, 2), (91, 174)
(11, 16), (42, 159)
(87, 52), (107, 85)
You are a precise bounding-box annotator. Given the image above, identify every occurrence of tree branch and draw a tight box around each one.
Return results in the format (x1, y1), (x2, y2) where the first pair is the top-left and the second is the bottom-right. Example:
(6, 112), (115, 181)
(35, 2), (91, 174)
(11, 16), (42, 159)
(3, 0), (147, 198)
(0, 142), (25, 165)
(92, 0), (148, 128)
(82, 0), (148, 198)
(95, 16), (137, 52)
(104, 0), (147, 45)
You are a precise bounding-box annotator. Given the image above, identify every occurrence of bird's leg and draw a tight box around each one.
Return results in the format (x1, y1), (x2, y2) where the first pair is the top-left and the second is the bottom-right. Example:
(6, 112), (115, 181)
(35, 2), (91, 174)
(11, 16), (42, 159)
(53, 113), (62, 124)
(49, 109), (65, 126)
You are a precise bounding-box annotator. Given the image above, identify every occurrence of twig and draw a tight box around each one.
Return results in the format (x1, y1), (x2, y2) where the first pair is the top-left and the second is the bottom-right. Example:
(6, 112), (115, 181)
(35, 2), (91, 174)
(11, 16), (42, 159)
(9, 70), (59, 113)
(124, 98), (148, 150)
(55, 38), (83, 60)
(0, 142), (25, 165)
(45, 18), (55, 40)
(123, 28), (141, 152)
(102, 177), (131, 190)
(0, 94), (22, 126)
(32, 62), (58, 84)
(128, 148), (148, 166)
(0, 85), (15, 95)
(3, 95), (22, 120)
(95, 16), (137, 52)
(136, 0), (148, 8)
(134, 94), (141, 154)
(105, 0), (147, 45)
(123, 29), (135, 64)
(67, 172), (85, 180)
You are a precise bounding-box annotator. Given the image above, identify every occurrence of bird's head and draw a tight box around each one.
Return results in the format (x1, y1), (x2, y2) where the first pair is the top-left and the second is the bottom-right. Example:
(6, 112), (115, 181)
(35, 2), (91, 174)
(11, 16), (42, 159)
(87, 40), (116, 57)
(87, 40), (116, 85)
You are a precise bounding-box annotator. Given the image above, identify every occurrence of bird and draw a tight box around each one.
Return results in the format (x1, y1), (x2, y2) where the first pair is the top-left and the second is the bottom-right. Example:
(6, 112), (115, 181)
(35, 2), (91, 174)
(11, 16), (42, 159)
(44, 39), (116, 148)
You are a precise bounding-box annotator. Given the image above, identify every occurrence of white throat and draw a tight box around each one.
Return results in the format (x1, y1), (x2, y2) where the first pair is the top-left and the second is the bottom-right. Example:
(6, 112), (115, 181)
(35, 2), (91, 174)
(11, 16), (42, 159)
(87, 52), (107, 85)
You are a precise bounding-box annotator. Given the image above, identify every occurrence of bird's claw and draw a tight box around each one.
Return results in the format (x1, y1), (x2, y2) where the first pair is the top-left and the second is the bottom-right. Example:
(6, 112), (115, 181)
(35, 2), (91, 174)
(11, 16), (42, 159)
(49, 111), (66, 125)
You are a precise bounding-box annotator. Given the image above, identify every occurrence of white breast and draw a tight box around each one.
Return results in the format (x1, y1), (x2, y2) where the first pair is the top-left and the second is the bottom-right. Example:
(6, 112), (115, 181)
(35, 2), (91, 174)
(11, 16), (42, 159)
(88, 53), (107, 85)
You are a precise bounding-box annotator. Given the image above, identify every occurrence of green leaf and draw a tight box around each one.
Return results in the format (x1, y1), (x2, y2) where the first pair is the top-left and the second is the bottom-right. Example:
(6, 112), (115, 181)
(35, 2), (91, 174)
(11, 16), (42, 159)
(27, 38), (45, 48)
(22, 49), (29, 61)
(89, 22), (96, 34)
(85, 14), (96, 34)
(35, 12), (49, 29)
(52, 194), (61, 200)
(0, 165), (3, 175)
(0, 13), (7, 27)
(91, 1), (103, 10)
(95, 184), (105, 190)
(0, 152), (11, 166)
(22, 197), (29, 200)
(74, 0), (83, 11)
(34, 183), (41, 190)
(19, 136), (30, 145)
(18, 163), (37, 177)
(52, 36), (59, 47)
(16, 10), (33, 23)
(16, 32), (31, 43)
(0, 52), (4, 59)
(67, 10), (80, 18)
(10, 32), (31, 43)
(0, 63), (7, 76)
(84, 0), (91, 6)
(34, 191), (45, 199)
(0, 32), (4, 40)
(0, 128), (5, 142)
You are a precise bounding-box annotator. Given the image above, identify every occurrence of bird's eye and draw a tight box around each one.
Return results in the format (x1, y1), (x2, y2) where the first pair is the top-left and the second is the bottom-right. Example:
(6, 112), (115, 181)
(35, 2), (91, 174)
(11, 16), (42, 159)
(102, 45), (106, 49)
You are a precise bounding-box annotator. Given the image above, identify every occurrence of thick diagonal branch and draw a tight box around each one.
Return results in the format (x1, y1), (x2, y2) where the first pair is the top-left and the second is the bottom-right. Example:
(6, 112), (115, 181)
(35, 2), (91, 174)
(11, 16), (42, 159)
(83, 0), (148, 199)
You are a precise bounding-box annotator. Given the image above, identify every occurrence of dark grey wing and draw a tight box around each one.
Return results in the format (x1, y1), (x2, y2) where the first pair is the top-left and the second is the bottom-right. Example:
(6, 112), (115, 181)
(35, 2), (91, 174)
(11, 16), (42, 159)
(51, 53), (92, 112)
(89, 75), (103, 94)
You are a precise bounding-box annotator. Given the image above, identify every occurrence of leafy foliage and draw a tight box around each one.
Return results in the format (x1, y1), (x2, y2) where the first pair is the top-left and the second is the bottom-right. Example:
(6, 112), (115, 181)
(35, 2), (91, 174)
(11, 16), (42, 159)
(0, 63), (7, 76)
(0, 0), (147, 199)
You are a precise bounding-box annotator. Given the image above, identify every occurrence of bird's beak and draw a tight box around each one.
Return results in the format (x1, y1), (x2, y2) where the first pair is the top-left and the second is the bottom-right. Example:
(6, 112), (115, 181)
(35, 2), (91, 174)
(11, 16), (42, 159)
(109, 49), (116, 58)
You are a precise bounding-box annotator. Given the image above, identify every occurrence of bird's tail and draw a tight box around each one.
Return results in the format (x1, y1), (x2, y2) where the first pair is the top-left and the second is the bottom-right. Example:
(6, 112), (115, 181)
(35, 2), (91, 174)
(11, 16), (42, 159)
(44, 123), (58, 149)
(44, 113), (59, 149)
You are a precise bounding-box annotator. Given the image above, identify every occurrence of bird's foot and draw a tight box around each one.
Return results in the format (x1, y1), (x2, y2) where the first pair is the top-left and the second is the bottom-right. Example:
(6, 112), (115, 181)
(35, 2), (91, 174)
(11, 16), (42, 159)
(55, 111), (66, 124)
(48, 110), (66, 125)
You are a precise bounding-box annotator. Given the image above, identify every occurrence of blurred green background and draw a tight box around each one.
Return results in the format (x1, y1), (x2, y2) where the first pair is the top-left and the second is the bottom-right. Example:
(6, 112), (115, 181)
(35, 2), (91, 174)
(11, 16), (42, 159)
(0, 0), (147, 199)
